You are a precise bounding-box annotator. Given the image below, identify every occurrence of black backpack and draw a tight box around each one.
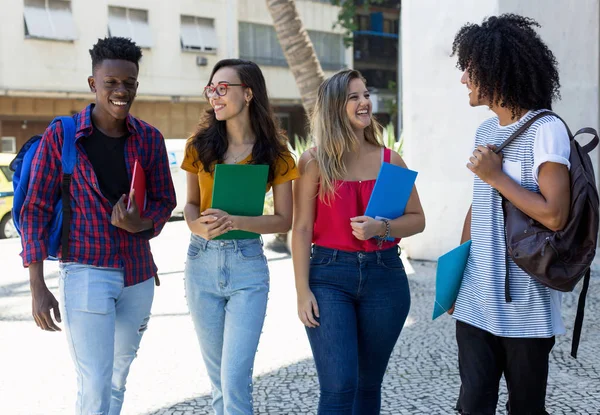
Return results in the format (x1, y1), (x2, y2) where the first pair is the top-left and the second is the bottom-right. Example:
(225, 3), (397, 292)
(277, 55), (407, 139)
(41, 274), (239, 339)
(495, 111), (599, 358)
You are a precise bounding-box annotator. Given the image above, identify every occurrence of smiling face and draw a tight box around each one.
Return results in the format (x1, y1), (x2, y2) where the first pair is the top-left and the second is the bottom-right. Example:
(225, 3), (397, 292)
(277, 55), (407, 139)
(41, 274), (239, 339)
(206, 66), (251, 122)
(88, 59), (138, 121)
(461, 68), (489, 107)
(345, 77), (372, 132)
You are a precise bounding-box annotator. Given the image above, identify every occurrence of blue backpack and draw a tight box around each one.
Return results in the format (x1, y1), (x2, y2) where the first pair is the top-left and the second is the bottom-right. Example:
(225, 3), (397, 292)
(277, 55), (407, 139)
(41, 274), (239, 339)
(10, 116), (77, 260)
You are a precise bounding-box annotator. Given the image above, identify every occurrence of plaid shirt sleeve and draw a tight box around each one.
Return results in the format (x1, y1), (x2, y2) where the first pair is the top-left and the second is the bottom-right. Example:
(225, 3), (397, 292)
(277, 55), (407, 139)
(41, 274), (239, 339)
(143, 130), (177, 238)
(20, 124), (62, 266)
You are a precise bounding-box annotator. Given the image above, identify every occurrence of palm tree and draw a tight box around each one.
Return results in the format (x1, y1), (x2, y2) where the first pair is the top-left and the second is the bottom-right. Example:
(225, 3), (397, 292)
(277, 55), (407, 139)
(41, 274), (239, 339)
(265, 0), (326, 114)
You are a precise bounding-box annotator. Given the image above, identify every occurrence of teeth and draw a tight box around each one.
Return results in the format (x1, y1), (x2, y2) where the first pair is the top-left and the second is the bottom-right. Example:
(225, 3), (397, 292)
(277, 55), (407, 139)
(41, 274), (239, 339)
(214, 105), (224, 111)
(111, 100), (128, 106)
(357, 110), (368, 115)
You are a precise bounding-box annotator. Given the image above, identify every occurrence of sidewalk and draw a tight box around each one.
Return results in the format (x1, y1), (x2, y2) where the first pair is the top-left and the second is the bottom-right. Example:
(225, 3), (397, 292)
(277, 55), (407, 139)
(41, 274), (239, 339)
(0, 221), (599, 414)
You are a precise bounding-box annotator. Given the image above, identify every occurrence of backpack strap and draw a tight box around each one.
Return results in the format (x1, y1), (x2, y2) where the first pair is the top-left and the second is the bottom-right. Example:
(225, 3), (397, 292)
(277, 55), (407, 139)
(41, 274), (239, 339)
(54, 116), (77, 260)
(571, 268), (591, 358)
(494, 111), (554, 154)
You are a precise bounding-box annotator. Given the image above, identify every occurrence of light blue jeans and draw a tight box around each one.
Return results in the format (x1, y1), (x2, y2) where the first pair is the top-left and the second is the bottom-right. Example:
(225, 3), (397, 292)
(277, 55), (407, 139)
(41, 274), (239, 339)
(185, 235), (270, 415)
(59, 263), (154, 415)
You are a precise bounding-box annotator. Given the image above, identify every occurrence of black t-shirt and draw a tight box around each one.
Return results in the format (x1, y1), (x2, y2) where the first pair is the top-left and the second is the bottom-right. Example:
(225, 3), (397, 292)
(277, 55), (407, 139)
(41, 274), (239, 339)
(81, 126), (130, 206)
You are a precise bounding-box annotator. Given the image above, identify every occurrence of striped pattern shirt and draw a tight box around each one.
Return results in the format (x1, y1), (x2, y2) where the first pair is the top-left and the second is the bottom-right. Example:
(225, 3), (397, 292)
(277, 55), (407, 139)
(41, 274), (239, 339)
(453, 110), (565, 338)
(20, 104), (177, 286)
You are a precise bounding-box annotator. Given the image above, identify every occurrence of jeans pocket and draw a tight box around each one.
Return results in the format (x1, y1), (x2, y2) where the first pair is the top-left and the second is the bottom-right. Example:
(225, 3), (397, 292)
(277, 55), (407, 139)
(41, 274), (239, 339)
(62, 267), (118, 315)
(380, 255), (405, 271)
(187, 242), (204, 260)
(309, 255), (332, 268)
(237, 242), (265, 261)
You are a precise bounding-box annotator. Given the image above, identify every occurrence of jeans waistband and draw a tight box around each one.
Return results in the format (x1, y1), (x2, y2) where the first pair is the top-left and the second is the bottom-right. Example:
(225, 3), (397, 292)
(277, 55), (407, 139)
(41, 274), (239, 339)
(190, 234), (263, 251)
(311, 244), (399, 263)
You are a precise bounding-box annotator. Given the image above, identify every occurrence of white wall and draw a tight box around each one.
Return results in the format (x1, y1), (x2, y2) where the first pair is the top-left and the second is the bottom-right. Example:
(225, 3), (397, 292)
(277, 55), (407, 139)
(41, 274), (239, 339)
(401, 0), (600, 260)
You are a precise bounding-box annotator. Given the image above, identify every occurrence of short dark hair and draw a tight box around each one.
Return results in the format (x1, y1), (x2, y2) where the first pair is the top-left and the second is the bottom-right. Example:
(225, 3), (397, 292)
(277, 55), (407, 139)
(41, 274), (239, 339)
(89, 37), (143, 73)
(451, 14), (560, 117)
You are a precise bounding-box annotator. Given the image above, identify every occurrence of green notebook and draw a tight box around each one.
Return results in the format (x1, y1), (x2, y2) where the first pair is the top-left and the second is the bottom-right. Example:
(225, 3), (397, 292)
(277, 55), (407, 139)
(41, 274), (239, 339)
(211, 164), (269, 240)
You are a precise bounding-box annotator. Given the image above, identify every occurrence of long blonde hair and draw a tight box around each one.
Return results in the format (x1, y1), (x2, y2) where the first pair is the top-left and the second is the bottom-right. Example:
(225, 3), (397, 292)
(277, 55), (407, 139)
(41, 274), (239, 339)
(310, 69), (383, 202)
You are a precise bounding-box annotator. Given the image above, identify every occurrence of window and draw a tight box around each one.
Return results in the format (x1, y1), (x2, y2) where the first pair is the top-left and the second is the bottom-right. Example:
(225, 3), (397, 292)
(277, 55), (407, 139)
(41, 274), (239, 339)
(1, 137), (16, 154)
(0, 166), (13, 183)
(239, 23), (345, 70)
(181, 16), (217, 52)
(238, 22), (287, 67)
(307, 31), (345, 71)
(23, 0), (77, 41)
(108, 6), (152, 48)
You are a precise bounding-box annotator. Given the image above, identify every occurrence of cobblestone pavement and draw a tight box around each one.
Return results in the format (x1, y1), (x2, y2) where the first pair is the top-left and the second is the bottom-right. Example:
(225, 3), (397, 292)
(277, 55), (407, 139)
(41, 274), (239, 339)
(152, 261), (600, 415)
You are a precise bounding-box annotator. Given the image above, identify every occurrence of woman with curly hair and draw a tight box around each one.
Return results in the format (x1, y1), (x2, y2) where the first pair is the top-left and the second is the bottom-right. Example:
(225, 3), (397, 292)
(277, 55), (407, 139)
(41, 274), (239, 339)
(450, 14), (569, 415)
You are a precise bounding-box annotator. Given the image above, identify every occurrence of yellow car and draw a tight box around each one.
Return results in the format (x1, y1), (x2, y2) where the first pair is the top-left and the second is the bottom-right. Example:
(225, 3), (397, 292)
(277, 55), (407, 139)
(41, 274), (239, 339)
(0, 153), (17, 239)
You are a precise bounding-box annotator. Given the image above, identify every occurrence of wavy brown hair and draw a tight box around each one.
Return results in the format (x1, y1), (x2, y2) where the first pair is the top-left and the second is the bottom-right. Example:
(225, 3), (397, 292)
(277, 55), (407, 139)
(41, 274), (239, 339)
(311, 69), (383, 201)
(187, 59), (290, 183)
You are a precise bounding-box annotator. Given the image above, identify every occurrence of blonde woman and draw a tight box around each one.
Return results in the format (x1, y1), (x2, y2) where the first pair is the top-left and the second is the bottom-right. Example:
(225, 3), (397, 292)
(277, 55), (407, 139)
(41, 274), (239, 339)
(292, 69), (425, 414)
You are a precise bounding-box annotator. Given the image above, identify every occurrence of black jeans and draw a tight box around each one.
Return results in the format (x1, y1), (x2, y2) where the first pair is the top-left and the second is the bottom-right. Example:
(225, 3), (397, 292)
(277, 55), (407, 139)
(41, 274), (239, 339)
(455, 320), (555, 415)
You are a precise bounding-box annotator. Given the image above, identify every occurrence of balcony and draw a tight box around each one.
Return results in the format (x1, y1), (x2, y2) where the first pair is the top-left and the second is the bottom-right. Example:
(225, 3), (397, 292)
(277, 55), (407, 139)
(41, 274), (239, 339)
(353, 32), (398, 67)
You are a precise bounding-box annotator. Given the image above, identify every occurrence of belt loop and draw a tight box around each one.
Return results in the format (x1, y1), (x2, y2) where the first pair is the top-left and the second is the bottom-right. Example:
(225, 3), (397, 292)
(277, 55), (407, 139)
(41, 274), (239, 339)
(376, 250), (382, 265)
(332, 249), (338, 262)
(201, 237), (209, 251)
(233, 239), (239, 252)
(259, 235), (264, 247)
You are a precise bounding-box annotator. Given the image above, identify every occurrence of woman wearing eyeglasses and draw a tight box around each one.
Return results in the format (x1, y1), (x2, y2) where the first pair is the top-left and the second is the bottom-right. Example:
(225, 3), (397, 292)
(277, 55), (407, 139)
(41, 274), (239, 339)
(180, 59), (298, 414)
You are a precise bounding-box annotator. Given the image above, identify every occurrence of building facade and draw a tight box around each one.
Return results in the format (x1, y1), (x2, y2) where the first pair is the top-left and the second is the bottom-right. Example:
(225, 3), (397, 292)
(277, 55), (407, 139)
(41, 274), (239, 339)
(0, 0), (348, 152)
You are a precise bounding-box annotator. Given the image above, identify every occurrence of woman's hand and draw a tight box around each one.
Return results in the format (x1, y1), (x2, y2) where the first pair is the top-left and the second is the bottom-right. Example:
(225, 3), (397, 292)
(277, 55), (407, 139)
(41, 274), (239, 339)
(297, 288), (320, 328)
(350, 216), (385, 240)
(202, 208), (243, 231)
(189, 214), (233, 240)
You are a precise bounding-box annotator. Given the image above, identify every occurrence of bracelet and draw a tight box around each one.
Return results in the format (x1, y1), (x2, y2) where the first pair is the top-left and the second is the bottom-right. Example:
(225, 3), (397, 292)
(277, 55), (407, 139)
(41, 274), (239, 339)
(377, 219), (391, 248)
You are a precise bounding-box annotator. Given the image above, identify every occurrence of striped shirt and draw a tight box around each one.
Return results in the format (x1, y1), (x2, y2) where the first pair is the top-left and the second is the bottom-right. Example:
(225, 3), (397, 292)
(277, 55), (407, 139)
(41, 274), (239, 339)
(453, 110), (569, 338)
(20, 104), (177, 286)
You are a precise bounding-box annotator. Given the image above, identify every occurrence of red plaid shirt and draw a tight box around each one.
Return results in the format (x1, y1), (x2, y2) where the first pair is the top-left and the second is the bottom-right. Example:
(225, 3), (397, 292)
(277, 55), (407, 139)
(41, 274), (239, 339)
(20, 105), (177, 286)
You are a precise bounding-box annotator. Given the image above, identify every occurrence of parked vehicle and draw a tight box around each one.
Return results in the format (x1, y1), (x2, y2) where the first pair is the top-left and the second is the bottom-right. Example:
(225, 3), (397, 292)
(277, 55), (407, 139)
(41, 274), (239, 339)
(0, 153), (17, 239)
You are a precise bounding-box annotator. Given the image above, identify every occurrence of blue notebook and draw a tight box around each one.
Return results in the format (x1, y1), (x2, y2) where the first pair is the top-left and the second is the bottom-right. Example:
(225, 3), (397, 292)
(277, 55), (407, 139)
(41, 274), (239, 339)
(364, 162), (418, 240)
(432, 240), (472, 320)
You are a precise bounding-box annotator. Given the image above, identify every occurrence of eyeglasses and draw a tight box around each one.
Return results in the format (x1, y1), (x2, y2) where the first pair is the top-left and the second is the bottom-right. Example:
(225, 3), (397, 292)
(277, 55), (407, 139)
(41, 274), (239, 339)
(203, 83), (247, 99)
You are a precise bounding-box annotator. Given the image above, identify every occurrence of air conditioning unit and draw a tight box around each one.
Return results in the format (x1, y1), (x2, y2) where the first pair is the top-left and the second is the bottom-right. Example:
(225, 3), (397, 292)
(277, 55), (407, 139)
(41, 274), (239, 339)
(196, 56), (208, 66)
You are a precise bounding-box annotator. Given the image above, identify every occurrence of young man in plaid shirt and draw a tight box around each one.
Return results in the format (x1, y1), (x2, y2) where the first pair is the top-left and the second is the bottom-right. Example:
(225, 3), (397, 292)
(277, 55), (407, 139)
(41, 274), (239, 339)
(20, 37), (176, 414)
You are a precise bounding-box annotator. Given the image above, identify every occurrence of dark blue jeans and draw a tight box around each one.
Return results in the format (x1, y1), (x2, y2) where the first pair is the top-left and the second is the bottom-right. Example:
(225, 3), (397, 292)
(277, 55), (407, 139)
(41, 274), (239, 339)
(306, 245), (411, 415)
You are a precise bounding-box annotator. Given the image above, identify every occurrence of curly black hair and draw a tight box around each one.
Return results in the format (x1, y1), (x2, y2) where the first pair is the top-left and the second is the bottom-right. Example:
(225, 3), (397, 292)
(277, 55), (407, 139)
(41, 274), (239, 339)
(451, 14), (560, 117)
(89, 37), (142, 73)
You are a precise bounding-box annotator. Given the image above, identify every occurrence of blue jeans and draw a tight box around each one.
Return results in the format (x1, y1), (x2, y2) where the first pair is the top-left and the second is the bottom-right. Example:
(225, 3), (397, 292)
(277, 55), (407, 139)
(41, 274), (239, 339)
(306, 245), (411, 415)
(184, 235), (270, 415)
(58, 263), (154, 415)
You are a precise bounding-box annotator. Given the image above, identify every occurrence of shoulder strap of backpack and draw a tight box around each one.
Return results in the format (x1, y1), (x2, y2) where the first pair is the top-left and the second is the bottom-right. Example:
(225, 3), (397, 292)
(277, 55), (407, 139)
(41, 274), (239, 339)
(494, 111), (554, 154)
(55, 116), (77, 260)
(571, 268), (591, 358)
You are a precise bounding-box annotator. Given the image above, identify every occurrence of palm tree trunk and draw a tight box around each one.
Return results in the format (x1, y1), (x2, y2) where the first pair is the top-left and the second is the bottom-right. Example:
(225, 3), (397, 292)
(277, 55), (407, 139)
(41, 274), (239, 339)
(266, 0), (326, 114)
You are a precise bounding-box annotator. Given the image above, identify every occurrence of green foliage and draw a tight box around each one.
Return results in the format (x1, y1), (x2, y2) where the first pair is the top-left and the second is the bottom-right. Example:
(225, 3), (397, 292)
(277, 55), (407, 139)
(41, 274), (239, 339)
(289, 134), (313, 158)
(382, 122), (403, 155)
(329, 0), (387, 47)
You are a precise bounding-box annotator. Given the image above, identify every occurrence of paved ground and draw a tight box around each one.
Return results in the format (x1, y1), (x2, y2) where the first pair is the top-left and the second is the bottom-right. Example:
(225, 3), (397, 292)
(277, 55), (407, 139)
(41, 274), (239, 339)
(1, 220), (599, 414)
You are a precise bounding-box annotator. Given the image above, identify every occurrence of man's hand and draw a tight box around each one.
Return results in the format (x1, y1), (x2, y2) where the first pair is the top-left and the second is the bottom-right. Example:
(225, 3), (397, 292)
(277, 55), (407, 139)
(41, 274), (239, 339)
(30, 279), (61, 331)
(350, 216), (385, 240)
(467, 144), (504, 186)
(111, 189), (148, 233)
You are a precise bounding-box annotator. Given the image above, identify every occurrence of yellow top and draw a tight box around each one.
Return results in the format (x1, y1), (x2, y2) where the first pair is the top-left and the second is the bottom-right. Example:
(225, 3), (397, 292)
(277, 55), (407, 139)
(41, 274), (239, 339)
(181, 140), (300, 213)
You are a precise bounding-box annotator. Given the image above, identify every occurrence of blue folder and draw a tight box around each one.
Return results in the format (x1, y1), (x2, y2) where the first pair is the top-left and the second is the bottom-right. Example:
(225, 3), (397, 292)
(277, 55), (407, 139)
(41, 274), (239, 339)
(364, 162), (418, 240)
(432, 240), (472, 320)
